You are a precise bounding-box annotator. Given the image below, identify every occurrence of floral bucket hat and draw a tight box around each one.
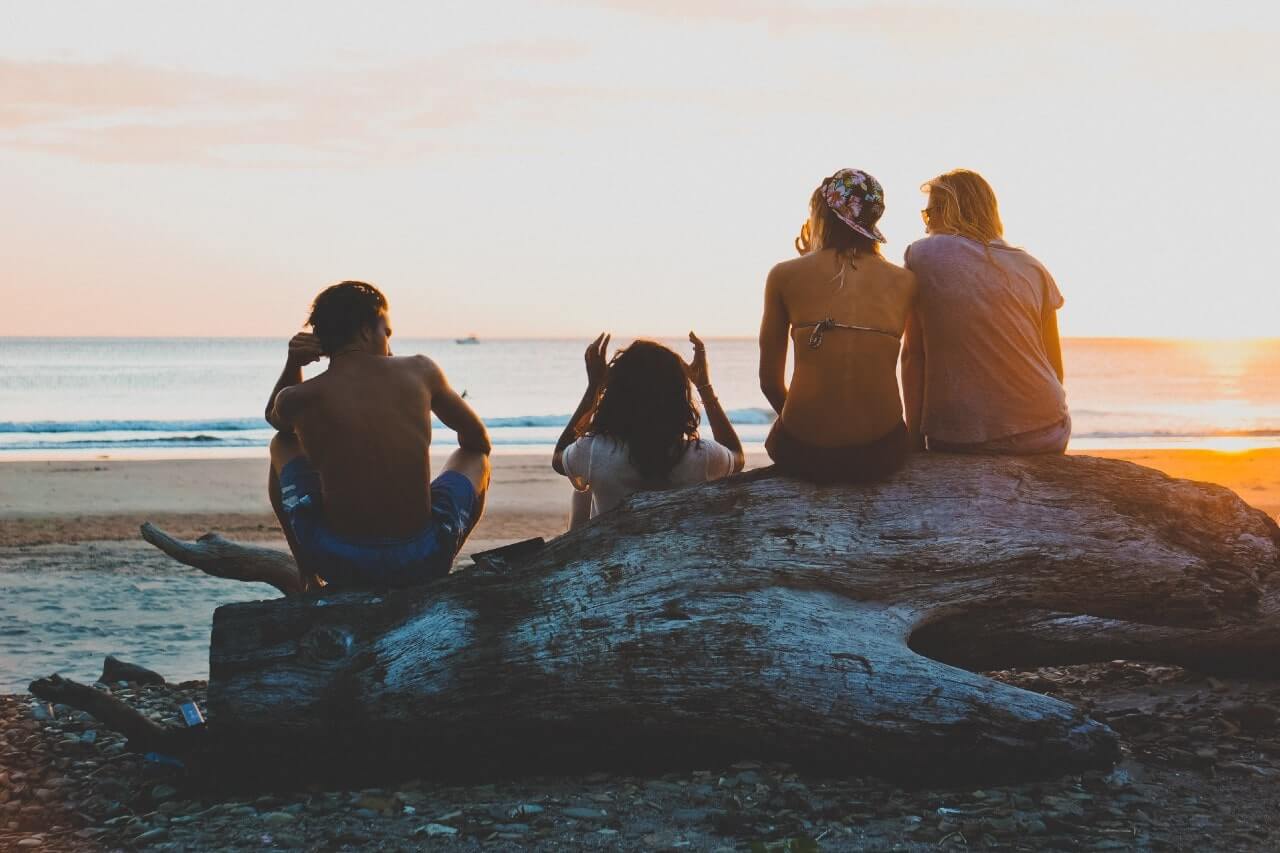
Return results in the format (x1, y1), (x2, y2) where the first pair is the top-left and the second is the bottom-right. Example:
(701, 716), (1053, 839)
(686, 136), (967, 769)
(821, 168), (887, 243)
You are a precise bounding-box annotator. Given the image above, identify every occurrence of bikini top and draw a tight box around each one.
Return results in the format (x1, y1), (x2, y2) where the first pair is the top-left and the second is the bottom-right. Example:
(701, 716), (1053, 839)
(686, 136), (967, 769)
(793, 318), (901, 349)
(792, 259), (901, 349)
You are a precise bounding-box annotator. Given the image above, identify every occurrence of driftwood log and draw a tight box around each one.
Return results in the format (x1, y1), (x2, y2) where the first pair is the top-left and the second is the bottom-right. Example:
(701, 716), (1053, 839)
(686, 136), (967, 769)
(134, 454), (1279, 784)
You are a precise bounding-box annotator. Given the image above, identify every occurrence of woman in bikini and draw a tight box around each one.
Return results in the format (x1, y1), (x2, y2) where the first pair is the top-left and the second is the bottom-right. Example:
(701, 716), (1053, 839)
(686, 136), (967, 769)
(758, 169), (917, 482)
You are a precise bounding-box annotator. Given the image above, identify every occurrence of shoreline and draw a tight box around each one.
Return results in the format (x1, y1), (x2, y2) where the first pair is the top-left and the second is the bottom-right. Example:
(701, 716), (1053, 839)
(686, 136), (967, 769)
(2, 449), (1277, 549)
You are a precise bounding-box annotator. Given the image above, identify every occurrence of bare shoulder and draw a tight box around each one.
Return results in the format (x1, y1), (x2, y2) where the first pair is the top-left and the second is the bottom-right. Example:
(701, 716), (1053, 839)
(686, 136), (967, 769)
(893, 260), (919, 296)
(393, 354), (449, 392)
(273, 376), (319, 417)
(769, 255), (809, 282)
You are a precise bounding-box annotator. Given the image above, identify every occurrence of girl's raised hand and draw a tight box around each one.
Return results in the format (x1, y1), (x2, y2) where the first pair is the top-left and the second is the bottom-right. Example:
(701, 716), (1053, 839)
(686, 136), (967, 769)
(686, 331), (711, 388)
(585, 332), (611, 389)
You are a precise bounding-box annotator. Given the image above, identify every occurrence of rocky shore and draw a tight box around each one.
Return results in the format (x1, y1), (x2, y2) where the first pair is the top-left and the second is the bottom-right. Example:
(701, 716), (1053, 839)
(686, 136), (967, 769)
(2, 662), (1278, 851)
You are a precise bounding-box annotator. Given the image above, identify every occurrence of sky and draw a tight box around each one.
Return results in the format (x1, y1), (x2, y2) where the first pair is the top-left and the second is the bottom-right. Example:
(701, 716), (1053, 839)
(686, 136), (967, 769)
(2, 0), (1278, 339)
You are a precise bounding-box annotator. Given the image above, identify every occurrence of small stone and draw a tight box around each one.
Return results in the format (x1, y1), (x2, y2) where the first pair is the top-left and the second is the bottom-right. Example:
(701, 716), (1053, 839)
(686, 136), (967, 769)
(508, 803), (544, 818)
(151, 784), (179, 803)
(412, 823), (458, 837)
(563, 806), (608, 821)
(15, 840), (42, 850)
(135, 827), (169, 843)
(261, 811), (295, 826)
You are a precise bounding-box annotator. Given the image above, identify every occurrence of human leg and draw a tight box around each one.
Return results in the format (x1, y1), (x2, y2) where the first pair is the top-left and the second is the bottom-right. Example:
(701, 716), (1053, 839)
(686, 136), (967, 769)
(439, 448), (490, 529)
(263, 432), (322, 594)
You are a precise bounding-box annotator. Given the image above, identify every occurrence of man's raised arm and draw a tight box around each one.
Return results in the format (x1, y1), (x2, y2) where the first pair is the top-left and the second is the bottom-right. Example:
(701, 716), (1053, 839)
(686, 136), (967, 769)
(422, 357), (491, 454)
(264, 333), (323, 431)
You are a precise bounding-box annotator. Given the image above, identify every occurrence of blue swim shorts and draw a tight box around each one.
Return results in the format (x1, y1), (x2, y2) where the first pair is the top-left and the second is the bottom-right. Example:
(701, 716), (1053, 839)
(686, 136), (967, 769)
(278, 457), (478, 589)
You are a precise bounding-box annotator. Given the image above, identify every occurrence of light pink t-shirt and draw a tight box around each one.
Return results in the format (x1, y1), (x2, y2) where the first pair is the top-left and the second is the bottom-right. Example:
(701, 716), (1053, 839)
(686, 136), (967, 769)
(562, 435), (735, 517)
(904, 234), (1068, 444)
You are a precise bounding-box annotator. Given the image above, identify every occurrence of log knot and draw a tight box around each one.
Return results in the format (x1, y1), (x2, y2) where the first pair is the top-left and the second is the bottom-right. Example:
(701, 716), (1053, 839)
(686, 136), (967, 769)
(299, 627), (354, 662)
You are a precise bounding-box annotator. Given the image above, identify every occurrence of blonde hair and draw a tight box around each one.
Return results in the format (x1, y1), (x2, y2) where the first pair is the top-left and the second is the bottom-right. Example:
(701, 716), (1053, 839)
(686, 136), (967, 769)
(922, 169), (1003, 244)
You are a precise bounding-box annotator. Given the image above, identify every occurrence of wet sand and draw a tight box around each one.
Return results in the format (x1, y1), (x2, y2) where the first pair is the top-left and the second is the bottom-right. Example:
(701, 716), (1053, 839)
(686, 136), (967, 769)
(2, 449), (1277, 549)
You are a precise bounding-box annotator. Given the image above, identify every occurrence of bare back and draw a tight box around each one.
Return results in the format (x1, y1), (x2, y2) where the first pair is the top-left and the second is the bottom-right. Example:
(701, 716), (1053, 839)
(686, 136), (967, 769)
(763, 249), (916, 446)
(289, 355), (435, 538)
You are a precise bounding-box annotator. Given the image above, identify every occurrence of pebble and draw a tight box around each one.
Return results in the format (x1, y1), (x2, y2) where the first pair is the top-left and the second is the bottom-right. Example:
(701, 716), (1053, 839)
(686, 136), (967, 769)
(151, 784), (179, 802)
(261, 811), (296, 825)
(135, 827), (170, 843)
(563, 806), (609, 820)
(413, 823), (458, 837)
(508, 803), (544, 817)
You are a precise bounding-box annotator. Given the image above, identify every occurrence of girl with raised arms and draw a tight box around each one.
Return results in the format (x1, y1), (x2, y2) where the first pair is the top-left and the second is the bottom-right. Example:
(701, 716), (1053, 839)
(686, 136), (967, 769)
(553, 334), (745, 527)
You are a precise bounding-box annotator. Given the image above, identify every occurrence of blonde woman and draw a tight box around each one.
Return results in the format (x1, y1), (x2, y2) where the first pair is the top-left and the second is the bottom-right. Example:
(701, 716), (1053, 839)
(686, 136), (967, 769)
(902, 169), (1068, 454)
(758, 169), (916, 482)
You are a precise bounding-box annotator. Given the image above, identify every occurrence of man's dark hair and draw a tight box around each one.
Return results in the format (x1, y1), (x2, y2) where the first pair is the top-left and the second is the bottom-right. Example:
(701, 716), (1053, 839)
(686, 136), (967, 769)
(307, 281), (388, 355)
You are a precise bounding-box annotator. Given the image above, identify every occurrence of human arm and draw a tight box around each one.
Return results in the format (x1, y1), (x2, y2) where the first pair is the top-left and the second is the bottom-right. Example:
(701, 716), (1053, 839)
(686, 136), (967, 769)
(424, 357), (491, 454)
(901, 309), (927, 451)
(552, 333), (610, 476)
(1042, 309), (1065, 384)
(1040, 267), (1066, 384)
(758, 265), (790, 416)
(264, 333), (323, 431)
(687, 332), (746, 473)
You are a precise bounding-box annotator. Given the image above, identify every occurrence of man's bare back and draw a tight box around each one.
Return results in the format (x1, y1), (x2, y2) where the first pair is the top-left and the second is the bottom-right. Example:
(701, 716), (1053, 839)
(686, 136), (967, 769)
(261, 281), (491, 592)
(282, 354), (440, 538)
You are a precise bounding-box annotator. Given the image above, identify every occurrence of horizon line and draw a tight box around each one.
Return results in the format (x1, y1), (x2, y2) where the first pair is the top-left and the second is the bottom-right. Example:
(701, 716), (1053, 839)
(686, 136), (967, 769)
(2, 334), (1280, 344)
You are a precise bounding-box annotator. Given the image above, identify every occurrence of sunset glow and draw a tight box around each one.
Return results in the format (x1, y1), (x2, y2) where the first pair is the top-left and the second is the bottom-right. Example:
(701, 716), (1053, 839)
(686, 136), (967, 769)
(3, 1), (1279, 339)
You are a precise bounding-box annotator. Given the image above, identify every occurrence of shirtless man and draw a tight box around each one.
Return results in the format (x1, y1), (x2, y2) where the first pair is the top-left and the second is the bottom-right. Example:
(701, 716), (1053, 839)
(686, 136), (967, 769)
(261, 281), (490, 593)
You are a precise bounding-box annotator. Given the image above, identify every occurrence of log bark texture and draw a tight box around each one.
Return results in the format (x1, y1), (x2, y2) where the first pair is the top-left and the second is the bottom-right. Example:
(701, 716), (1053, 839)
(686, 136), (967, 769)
(151, 454), (1280, 783)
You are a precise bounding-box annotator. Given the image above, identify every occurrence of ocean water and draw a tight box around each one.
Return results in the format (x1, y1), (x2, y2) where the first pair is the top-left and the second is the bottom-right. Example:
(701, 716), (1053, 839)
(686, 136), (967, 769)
(2, 337), (1280, 456)
(0, 543), (276, 692)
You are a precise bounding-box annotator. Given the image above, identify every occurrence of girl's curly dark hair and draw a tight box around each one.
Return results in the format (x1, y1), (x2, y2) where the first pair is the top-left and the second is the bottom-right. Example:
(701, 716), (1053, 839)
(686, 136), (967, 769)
(584, 340), (700, 482)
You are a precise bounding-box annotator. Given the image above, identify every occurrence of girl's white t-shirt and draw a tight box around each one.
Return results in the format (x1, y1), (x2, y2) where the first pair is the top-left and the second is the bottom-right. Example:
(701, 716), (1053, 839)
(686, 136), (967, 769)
(562, 435), (735, 518)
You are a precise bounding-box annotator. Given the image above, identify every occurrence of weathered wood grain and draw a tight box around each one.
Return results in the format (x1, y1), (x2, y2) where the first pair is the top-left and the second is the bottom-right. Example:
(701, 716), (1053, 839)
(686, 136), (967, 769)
(146, 454), (1280, 782)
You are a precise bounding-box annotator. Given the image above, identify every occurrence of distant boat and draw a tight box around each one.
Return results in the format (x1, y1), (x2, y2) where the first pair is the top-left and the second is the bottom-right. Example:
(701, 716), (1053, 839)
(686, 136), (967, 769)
(455, 335), (480, 345)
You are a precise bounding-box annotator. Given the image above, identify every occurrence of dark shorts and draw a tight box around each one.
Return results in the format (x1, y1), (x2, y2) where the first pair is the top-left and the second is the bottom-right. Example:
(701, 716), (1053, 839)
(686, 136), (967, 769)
(278, 458), (479, 589)
(766, 421), (909, 484)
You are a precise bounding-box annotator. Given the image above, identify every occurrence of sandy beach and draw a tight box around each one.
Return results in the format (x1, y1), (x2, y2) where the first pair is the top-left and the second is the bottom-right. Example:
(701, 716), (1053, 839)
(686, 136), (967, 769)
(2, 449), (1278, 549)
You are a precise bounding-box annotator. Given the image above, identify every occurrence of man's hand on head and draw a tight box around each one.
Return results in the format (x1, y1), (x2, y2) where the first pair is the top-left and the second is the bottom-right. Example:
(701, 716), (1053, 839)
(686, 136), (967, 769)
(287, 333), (324, 368)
